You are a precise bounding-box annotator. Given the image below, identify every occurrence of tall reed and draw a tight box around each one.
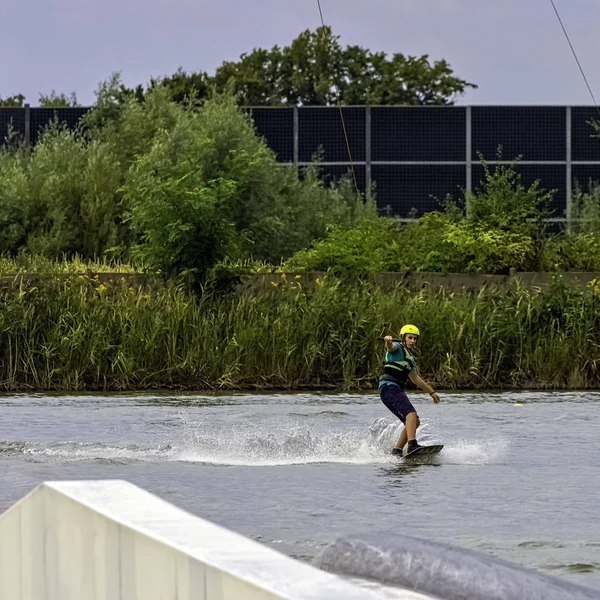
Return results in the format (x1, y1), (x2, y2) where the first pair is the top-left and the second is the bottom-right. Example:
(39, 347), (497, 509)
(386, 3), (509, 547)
(0, 274), (599, 392)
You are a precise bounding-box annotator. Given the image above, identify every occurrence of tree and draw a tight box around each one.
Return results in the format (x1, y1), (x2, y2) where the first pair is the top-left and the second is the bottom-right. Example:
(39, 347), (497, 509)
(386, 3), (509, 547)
(115, 28), (475, 107)
(0, 94), (25, 107)
(149, 68), (210, 104)
(99, 69), (210, 108)
(38, 91), (80, 108)
(211, 27), (476, 106)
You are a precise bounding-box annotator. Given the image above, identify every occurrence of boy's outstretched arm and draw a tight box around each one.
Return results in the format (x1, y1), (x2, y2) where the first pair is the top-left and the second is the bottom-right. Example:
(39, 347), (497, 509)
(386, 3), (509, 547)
(409, 371), (440, 404)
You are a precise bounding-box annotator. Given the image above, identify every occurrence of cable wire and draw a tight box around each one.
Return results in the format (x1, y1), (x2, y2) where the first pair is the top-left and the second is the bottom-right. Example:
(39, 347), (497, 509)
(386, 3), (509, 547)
(315, 0), (360, 194)
(549, 0), (598, 108)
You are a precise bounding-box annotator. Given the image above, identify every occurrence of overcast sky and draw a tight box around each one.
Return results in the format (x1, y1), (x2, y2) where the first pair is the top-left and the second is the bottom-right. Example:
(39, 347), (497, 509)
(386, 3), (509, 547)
(2, 0), (599, 107)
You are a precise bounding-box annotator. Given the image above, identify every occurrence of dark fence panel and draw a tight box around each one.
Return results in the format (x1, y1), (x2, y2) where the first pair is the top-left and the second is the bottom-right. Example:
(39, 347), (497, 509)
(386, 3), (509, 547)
(29, 107), (89, 144)
(372, 165), (466, 217)
(572, 164), (600, 193)
(314, 164), (367, 194)
(298, 107), (366, 162)
(250, 107), (294, 162)
(2, 104), (599, 225)
(371, 106), (465, 162)
(571, 107), (600, 162)
(0, 109), (26, 143)
(471, 106), (566, 161)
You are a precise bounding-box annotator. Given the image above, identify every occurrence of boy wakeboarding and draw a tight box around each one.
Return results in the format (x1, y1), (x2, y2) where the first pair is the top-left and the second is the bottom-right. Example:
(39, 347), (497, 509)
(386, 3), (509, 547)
(379, 325), (440, 456)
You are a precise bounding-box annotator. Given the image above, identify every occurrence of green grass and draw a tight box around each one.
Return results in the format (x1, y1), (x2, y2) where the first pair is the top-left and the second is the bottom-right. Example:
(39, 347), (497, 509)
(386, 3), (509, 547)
(0, 253), (139, 275)
(0, 273), (599, 392)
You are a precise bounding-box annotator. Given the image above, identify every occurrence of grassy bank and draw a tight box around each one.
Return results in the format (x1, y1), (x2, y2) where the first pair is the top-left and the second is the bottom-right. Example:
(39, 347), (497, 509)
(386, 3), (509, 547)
(0, 253), (140, 275)
(1, 273), (599, 392)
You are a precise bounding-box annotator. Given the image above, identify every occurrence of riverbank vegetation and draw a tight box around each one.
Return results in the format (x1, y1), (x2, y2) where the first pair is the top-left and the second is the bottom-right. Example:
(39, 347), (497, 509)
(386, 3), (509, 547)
(0, 273), (599, 392)
(1, 80), (600, 283)
(1, 65), (600, 392)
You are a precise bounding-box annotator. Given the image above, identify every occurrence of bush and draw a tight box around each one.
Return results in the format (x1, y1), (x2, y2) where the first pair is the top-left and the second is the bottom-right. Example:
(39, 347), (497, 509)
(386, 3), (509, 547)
(285, 162), (552, 275)
(122, 91), (369, 286)
(541, 234), (600, 272)
(0, 122), (129, 258)
(467, 160), (552, 235)
(282, 216), (402, 273)
(571, 182), (600, 234)
(0, 78), (368, 276)
(398, 211), (467, 272)
(540, 182), (600, 271)
(0, 145), (30, 253)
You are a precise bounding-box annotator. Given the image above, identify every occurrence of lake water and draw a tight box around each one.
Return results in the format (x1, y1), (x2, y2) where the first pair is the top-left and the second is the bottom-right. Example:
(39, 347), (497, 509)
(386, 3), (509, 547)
(0, 390), (599, 596)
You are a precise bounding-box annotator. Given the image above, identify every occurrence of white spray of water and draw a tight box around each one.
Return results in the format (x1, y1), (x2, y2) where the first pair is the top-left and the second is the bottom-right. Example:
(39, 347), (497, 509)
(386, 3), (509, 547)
(176, 418), (396, 466)
(6, 417), (508, 467)
(175, 416), (508, 467)
(440, 437), (509, 465)
(18, 441), (174, 463)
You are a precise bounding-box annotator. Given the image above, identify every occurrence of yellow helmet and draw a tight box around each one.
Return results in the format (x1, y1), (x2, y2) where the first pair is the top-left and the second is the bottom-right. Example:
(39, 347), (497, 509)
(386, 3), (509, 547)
(400, 324), (420, 337)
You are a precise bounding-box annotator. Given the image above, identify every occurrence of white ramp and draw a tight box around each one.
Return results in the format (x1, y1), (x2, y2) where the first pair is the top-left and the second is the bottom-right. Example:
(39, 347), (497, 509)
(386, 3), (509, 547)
(0, 480), (434, 600)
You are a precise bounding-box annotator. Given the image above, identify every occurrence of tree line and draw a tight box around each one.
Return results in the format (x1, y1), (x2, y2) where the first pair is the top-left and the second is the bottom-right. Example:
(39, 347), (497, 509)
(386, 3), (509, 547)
(0, 27), (476, 109)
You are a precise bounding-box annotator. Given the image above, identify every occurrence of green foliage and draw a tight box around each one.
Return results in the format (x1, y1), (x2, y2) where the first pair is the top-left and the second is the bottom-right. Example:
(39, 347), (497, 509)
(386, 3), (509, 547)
(211, 26), (476, 106)
(116, 28), (475, 107)
(0, 91), (79, 108)
(149, 68), (210, 104)
(403, 164), (553, 273)
(396, 211), (463, 272)
(0, 145), (30, 251)
(38, 91), (80, 108)
(283, 216), (402, 273)
(0, 252), (137, 274)
(541, 233), (600, 272)
(0, 120), (129, 258)
(571, 181), (600, 234)
(540, 182), (600, 271)
(441, 223), (534, 273)
(245, 162), (370, 263)
(84, 77), (183, 166)
(285, 162), (554, 275)
(121, 91), (367, 285)
(466, 160), (552, 237)
(123, 134), (241, 283)
(396, 212), (532, 274)
(0, 79), (367, 274)
(0, 94), (25, 108)
(0, 274), (599, 392)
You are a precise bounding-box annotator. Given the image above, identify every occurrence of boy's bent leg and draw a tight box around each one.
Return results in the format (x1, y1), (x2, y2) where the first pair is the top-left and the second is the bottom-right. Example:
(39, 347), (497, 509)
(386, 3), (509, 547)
(405, 411), (418, 441)
(396, 427), (408, 449)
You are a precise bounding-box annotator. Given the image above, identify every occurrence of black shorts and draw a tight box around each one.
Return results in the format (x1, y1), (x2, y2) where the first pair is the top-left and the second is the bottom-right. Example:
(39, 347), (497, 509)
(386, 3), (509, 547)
(379, 384), (417, 424)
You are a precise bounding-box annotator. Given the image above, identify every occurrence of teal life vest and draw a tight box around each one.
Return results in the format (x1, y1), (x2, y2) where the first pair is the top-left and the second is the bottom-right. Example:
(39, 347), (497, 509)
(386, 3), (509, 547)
(379, 344), (417, 388)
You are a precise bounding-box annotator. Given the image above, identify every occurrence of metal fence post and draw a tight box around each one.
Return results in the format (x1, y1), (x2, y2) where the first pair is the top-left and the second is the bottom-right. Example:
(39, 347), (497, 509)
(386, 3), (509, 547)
(465, 106), (472, 216)
(293, 106), (299, 168)
(24, 103), (31, 146)
(566, 106), (572, 233)
(365, 106), (371, 194)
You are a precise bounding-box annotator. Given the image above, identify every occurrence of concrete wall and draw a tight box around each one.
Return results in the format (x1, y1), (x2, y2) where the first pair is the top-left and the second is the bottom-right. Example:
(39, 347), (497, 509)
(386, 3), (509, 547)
(0, 480), (433, 600)
(245, 271), (600, 294)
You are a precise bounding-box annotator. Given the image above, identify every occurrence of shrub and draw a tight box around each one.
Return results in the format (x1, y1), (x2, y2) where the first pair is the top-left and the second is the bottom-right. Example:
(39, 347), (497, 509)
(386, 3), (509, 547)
(284, 161), (552, 276)
(122, 91), (369, 286)
(540, 182), (600, 271)
(282, 216), (402, 274)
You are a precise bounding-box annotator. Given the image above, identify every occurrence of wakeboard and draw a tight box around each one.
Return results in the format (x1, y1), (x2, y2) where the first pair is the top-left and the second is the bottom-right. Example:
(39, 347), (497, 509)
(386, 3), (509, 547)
(392, 444), (444, 459)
